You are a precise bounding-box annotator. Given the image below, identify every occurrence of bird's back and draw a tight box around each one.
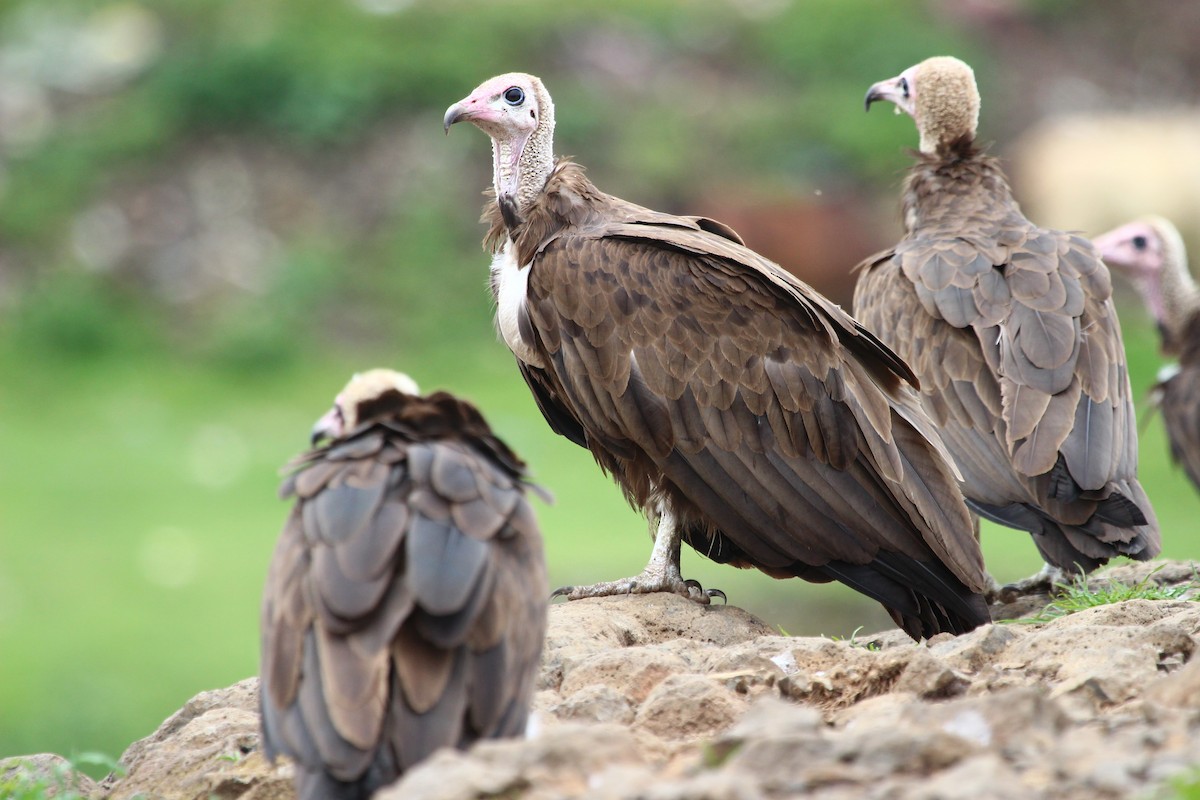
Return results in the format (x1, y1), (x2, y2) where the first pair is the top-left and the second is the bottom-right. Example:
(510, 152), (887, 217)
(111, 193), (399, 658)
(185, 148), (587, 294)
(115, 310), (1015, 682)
(260, 393), (547, 799)
(855, 153), (1159, 572)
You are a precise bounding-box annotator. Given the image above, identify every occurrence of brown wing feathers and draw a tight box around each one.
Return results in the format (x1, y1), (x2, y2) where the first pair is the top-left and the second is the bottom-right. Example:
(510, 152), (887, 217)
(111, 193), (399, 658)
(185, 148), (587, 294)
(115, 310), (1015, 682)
(506, 161), (989, 639)
(855, 60), (1158, 575)
(260, 388), (547, 800)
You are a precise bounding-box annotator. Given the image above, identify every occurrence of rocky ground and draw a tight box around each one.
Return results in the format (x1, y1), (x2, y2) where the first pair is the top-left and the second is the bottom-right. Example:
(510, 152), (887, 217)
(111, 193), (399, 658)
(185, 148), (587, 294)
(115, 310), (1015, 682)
(5, 560), (1200, 800)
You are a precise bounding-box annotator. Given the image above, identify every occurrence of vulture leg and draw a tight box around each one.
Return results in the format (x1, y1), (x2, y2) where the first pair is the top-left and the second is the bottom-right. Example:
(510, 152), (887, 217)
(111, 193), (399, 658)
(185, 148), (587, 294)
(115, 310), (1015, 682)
(551, 510), (723, 604)
(994, 563), (1064, 603)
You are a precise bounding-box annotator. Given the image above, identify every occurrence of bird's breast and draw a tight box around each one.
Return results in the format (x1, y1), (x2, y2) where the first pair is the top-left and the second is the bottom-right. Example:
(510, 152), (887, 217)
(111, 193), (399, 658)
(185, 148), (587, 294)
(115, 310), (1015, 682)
(492, 245), (545, 368)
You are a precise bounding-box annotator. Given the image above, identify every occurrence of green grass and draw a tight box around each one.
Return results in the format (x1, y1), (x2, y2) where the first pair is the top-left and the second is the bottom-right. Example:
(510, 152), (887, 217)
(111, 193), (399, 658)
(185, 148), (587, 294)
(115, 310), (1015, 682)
(1161, 768), (1200, 800)
(1008, 568), (1198, 625)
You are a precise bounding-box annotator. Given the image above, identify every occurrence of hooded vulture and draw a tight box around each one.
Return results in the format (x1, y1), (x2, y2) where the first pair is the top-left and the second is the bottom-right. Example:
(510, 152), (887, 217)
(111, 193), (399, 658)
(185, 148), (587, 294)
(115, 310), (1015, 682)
(445, 72), (990, 640)
(259, 369), (547, 800)
(1094, 216), (1200, 494)
(856, 56), (1160, 589)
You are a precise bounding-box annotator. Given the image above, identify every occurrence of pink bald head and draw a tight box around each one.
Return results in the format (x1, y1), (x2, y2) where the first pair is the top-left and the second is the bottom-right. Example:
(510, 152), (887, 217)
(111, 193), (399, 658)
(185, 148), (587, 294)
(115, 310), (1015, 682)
(1093, 219), (1165, 279)
(1094, 216), (1193, 340)
(445, 73), (555, 205)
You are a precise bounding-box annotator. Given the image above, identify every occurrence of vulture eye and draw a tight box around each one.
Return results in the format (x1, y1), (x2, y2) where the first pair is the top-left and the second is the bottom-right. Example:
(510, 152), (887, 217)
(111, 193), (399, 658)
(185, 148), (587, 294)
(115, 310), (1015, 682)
(1132, 235), (1148, 251)
(503, 87), (525, 106)
(899, 77), (910, 98)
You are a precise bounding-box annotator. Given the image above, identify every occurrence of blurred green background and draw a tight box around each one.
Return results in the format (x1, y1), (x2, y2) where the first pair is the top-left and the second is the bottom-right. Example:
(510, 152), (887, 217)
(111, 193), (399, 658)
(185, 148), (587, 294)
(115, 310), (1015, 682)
(1, 0), (1199, 770)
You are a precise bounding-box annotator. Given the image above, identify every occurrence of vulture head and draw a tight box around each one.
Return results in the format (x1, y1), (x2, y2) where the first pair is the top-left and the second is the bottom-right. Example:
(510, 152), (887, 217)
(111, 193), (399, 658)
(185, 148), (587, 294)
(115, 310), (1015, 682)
(1094, 216), (1195, 350)
(311, 368), (421, 444)
(866, 56), (980, 156)
(444, 72), (556, 210)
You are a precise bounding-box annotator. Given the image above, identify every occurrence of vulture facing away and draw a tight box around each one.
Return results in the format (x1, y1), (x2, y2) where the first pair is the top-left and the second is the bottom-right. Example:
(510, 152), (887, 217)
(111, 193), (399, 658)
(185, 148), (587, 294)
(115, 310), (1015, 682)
(445, 72), (990, 640)
(260, 369), (548, 800)
(856, 56), (1160, 588)
(1094, 216), (1200, 494)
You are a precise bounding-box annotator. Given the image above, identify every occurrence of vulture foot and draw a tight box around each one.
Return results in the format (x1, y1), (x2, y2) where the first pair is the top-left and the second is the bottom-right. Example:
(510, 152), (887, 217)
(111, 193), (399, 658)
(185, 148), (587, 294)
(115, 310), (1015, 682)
(550, 574), (724, 604)
(990, 564), (1065, 604)
(548, 509), (726, 604)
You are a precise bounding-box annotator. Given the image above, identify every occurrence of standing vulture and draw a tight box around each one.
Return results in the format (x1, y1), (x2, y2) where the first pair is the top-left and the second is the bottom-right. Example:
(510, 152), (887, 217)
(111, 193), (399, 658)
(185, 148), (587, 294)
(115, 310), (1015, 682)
(445, 72), (990, 640)
(856, 56), (1160, 590)
(1094, 217), (1200, 493)
(259, 369), (547, 800)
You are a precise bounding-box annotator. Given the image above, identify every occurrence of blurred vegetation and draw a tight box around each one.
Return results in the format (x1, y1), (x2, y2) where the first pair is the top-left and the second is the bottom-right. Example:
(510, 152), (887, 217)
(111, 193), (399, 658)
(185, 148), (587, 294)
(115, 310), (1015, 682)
(0, 0), (1197, 777)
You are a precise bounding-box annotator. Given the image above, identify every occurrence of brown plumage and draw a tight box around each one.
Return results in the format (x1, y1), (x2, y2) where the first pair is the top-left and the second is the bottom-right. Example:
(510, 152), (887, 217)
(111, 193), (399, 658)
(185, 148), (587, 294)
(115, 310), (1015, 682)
(259, 369), (547, 800)
(446, 72), (990, 640)
(857, 57), (1160, 582)
(1095, 217), (1200, 493)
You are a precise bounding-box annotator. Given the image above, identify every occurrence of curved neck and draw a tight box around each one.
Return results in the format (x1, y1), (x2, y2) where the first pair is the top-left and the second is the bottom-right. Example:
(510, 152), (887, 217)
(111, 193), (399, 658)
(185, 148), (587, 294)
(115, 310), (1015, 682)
(1155, 233), (1200, 347)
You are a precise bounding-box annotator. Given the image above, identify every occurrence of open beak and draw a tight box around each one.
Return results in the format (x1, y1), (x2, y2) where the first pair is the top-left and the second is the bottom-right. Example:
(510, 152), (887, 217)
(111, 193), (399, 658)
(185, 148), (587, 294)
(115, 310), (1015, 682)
(864, 76), (906, 112)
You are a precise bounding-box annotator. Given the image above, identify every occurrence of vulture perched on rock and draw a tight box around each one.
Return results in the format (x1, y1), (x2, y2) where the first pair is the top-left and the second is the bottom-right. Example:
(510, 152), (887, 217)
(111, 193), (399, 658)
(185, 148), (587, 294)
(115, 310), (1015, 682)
(1094, 216), (1200, 493)
(445, 72), (990, 639)
(856, 56), (1160, 590)
(259, 369), (547, 800)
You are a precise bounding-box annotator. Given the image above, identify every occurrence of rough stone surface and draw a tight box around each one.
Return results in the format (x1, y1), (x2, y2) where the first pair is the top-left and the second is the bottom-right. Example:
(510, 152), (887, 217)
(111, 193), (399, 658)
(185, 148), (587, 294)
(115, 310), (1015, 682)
(43, 559), (1200, 799)
(0, 753), (99, 798)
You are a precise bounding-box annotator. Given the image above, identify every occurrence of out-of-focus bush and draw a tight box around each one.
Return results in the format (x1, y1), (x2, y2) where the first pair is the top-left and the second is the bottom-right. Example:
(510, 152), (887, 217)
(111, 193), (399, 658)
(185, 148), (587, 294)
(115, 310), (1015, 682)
(0, 0), (982, 372)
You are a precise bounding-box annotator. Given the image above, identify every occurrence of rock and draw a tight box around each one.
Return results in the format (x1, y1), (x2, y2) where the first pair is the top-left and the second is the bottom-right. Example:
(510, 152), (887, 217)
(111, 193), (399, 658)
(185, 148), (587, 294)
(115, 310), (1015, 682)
(102, 678), (288, 800)
(633, 674), (745, 740)
(554, 684), (637, 725)
(559, 647), (691, 704)
(94, 561), (1200, 800)
(376, 723), (646, 800)
(0, 753), (99, 799)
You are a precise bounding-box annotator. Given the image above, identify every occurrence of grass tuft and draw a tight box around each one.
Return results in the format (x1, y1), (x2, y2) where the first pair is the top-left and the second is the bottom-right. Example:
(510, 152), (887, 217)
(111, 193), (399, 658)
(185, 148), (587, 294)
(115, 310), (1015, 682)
(827, 625), (882, 651)
(1010, 569), (1198, 625)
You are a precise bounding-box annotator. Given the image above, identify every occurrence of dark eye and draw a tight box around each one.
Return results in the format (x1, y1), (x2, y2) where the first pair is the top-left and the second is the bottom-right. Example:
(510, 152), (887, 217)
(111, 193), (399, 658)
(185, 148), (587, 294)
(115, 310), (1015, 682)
(899, 77), (910, 98)
(1132, 235), (1148, 251)
(503, 87), (525, 106)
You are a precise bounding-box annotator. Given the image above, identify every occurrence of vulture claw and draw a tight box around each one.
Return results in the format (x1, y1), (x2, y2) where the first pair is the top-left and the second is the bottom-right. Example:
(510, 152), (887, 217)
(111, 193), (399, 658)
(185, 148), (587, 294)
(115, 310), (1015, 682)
(547, 574), (716, 605)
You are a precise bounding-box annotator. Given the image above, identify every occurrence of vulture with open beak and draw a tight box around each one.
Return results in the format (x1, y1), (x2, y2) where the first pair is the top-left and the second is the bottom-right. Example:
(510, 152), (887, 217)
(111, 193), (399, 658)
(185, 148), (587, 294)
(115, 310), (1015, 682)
(1094, 216), (1200, 493)
(445, 72), (990, 640)
(856, 56), (1160, 590)
(259, 369), (547, 800)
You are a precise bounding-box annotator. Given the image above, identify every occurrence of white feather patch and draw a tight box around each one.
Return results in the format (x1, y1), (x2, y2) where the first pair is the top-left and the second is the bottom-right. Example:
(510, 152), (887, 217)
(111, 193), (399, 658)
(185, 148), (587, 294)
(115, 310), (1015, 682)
(492, 244), (544, 368)
(1157, 362), (1181, 383)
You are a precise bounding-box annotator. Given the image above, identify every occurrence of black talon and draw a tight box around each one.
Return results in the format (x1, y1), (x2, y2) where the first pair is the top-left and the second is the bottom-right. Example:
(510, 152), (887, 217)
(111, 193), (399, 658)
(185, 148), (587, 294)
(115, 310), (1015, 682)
(550, 585), (574, 601)
(705, 588), (728, 604)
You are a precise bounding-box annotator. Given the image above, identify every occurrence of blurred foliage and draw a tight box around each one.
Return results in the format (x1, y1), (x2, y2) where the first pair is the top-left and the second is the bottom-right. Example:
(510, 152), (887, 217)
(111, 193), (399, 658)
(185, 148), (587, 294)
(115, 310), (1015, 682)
(0, 0), (982, 371)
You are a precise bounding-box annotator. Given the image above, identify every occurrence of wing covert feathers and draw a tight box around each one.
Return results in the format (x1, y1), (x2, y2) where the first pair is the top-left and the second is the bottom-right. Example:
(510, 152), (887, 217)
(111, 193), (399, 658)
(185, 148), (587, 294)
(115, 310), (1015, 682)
(260, 392), (547, 799)
(853, 150), (1159, 573)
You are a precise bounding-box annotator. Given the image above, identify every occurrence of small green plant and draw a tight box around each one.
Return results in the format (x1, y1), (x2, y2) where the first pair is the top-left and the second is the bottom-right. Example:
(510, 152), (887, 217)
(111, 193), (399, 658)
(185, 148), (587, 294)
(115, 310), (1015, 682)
(828, 625), (882, 651)
(1008, 570), (1198, 625)
(0, 752), (123, 800)
(1153, 765), (1200, 799)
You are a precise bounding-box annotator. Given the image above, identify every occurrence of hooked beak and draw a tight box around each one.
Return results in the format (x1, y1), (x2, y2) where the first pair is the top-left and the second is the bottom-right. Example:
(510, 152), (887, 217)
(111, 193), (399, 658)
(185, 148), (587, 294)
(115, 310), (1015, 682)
(864, 76), (906, 112)
(1090, 229), (1123, 267)
(310, 406), (343, 446)
(443, 102), (467, 134)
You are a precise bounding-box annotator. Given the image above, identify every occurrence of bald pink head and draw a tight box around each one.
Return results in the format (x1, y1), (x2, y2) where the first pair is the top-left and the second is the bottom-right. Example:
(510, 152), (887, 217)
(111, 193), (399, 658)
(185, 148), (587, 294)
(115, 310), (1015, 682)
(1094, 216), (1195, 351)
(1093, 219), (1166, 280)
(444, 73), (555, 207)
